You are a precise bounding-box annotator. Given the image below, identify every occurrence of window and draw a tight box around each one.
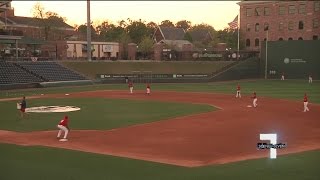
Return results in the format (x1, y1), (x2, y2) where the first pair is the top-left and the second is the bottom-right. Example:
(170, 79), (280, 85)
(315, 1), (320, 12)
(313, 19), (319, 28)
(313, 35), (319, 40)
(279, 38), (283, 41)
(255, 23), (260, 32)
(279, 22), (284, 31)
(289, 5), (296, 14)
(246, 39), (251, 47)
(288, 21), (294, 30)
(255, 38), (260, 47)
(288, 37), (293, 40)
(299, 4), (306, 14)
(298, 37), (303, 40)
(264, 23), (269, 31)
(255, 7), (262, 16)
(298, 21), (304, 30)
(279, 5), (286, 15)
(246, 24), (251, 31)
(264, 7), (270, 16)
(246, 8), (253, 16)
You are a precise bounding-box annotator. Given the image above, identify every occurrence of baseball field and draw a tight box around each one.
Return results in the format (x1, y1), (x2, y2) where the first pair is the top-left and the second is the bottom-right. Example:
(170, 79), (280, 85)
(0, 80), (319, 180)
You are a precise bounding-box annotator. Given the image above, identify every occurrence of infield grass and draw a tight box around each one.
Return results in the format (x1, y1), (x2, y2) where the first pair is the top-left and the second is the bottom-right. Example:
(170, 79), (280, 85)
(0, 143), (319, 180)
(0, 98), (214, 132)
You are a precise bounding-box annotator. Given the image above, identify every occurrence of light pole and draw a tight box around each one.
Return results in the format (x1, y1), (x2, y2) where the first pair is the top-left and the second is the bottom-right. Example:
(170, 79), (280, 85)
(87, 0), (92, 61)
(264, 29), (268, 79)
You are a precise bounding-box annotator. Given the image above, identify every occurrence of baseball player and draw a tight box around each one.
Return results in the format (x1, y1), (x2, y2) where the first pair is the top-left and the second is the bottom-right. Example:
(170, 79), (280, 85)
(128, 81), (134, 94)
(18, 96), (27, 118)
(252, 92), (258, 108)
(146, 83), (151, 95)
(281, 72), (285, 80)
(309, 74), (313, 83)
(303, 93), (309, 112)
(57, 115), (70, 141)
(236, 84), (241, 98)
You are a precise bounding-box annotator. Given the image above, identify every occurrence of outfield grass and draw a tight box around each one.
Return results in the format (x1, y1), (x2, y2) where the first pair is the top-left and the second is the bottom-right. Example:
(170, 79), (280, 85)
(0, 143), (319, 180)
(61, 61), (234, 79)
(0, 98), (214, 132)
(1, 80), (319, 103)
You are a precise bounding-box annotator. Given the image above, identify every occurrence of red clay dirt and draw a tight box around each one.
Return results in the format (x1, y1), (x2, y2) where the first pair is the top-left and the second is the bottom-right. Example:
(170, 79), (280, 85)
(0, 90), (319, 167)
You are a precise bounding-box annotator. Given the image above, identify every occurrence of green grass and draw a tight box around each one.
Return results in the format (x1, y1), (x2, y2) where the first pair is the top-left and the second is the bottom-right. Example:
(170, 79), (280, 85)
(0, 98), (214, 132)
(0, 143), (319, 180)
(1, 80), (319, 103)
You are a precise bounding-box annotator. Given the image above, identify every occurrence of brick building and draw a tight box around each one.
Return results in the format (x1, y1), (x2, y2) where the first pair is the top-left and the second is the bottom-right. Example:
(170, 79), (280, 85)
(238, 1), (320, 50)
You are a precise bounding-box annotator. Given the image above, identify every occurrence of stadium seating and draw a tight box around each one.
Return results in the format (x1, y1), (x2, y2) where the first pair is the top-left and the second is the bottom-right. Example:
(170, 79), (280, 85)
(15, 61), (88, 82)
(0, 61), (43, 84)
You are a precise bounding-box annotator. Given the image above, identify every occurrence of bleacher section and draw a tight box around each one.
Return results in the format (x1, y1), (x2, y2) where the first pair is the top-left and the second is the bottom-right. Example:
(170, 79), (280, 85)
(15, 62), (88, 82)
(0, 61), (43, 84)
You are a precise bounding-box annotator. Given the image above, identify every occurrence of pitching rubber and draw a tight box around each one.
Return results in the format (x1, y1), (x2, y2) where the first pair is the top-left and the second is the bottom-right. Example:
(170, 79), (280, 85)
(59, 138), (68, 142)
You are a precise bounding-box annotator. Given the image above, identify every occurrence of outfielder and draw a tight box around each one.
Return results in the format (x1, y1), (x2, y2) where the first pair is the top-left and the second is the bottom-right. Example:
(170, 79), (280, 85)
(309, 74), (313, 83)
(146, 83), (151, 95)
(57, 115), (70, 141)
(128, 81), (134, 94)
(252, 92), (258, 108)
(281, 72), (285, 80)
(236, 84), (241, 98)
(303, 93), (309, 112)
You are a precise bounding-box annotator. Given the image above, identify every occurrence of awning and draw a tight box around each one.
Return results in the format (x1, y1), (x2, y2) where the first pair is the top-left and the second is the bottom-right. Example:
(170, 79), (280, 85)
(0, 36), (47, 45)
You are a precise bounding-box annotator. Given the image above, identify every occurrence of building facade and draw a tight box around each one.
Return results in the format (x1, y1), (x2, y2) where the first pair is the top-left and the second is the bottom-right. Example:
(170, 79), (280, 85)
(238, 1), (320, 50)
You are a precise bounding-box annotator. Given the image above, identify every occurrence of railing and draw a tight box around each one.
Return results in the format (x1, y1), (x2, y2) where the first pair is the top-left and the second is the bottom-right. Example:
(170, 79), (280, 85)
(0, 29), (23, 36)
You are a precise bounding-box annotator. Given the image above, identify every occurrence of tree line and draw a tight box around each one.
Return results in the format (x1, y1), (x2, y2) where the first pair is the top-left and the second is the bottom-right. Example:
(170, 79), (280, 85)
(32, 2), (242, 54)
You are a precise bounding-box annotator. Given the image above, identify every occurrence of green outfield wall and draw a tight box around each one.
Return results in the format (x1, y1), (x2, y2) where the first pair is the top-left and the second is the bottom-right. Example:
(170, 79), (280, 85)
(260, 40), (320, 79)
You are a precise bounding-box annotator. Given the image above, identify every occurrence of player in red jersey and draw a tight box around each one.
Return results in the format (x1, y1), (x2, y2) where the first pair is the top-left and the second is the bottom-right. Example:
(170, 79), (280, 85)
(146, 83), (151, 95)
(236, 84), (241, 98)
(252, 92), (258, 108)
(128, 81), (134, 94)
(303, 93), (309, 112)
(57, 115), (70, 141)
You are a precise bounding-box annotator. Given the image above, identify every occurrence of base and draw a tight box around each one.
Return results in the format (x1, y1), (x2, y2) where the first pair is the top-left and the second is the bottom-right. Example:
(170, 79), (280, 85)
(59, 138), (68, 142)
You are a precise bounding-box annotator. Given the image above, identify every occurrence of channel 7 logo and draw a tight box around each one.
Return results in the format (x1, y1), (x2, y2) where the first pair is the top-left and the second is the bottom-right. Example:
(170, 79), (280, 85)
(258, 134), (287, 159)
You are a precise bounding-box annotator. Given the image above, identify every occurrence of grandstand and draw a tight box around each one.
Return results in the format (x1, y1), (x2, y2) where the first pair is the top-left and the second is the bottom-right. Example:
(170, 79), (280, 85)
(14, 61), (88, 82)
(0, 61), (43, 84)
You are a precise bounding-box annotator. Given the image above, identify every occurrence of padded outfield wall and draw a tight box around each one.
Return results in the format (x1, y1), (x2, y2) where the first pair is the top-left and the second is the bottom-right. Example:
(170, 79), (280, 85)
(260, 40), (320, 79)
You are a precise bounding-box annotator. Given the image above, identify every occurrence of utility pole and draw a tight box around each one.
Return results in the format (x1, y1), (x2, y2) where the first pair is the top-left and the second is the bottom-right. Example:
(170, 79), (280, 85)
(265, 30), (268, 79)
(87, 0), (92, 61)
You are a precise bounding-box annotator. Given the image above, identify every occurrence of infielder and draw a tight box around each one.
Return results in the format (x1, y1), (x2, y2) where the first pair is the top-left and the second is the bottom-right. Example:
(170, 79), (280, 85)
(309, 74), (313, 83)
(252, 92), (258, 108)
(303, 93), (309, 112)
(236, 84), (241, 98)
(128, 81), (134, 94)
(146, 83), (151, 95)
(57, 115), (70, 141)
(18, 96), (27, 118)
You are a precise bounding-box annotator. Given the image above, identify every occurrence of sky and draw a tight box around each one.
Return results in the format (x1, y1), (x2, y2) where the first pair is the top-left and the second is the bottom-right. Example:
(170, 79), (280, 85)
(11, 1), (240, 30)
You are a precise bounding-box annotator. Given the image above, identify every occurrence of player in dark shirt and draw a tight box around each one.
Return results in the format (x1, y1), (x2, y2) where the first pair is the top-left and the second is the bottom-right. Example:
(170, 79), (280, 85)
(19, 96), (27, 118)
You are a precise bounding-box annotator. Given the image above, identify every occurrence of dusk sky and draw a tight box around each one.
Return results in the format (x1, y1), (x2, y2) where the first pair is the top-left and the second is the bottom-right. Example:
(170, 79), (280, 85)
(11, 1), (240, 30)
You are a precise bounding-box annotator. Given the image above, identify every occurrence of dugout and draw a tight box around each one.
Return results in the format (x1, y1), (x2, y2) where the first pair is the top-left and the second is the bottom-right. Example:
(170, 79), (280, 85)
(260, 40), (320, 79)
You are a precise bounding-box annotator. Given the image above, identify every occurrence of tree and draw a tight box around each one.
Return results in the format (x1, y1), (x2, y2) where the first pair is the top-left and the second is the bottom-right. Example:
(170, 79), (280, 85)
(184, 32), (193, 43)
(126, 19), (150, 44)
(138, 36), (154, 59)
(160, 20), (174, 27)
(146, 21), (158, 36)
(176, 20), (192, 31)
(32, 2), (67, 40)
(75, 24), (98, 40)
(119, 32), (132, 60)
